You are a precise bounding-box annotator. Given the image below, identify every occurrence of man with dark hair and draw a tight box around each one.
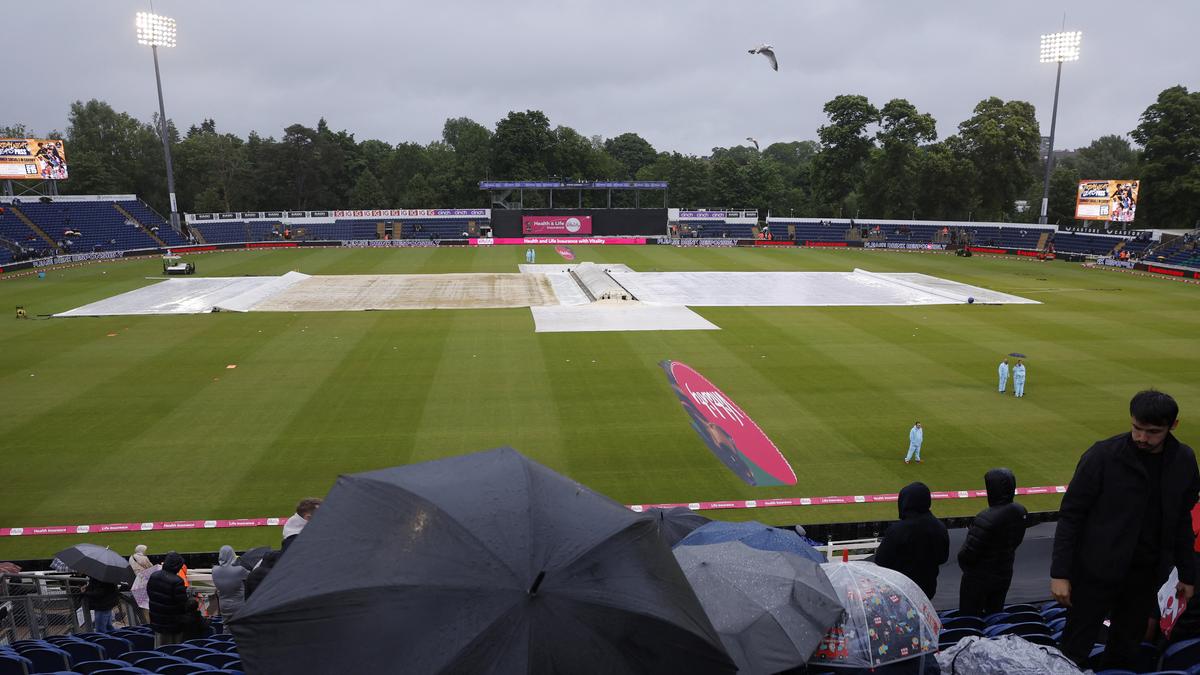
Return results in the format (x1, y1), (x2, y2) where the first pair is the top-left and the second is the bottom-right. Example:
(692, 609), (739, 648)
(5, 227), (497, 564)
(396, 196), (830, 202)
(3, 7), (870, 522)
(957, 468), (1029, 616)
(282, 497), (323, 545)
(1052, 390), (1199, 670)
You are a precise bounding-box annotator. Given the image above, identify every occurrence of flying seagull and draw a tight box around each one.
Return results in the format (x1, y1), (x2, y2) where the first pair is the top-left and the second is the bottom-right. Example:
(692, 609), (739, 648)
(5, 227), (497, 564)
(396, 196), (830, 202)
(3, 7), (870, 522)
(746, 137), (760, 150)
(749, 44), (778, 71)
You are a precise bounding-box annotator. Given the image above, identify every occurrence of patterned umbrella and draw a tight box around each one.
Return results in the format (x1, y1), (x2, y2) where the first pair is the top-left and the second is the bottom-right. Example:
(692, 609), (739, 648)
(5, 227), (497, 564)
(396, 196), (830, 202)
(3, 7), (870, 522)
(810, 561), (940, 669)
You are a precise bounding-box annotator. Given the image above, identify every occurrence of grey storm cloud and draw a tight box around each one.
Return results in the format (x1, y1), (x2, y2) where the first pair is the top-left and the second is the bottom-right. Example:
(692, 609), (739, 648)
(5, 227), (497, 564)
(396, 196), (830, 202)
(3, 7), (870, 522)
(7, 0), (1200, 155)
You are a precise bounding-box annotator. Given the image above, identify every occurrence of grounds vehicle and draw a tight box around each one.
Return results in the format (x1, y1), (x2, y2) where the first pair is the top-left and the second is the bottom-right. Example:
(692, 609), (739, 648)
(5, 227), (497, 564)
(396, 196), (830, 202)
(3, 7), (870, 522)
(162, 254), (195, 275)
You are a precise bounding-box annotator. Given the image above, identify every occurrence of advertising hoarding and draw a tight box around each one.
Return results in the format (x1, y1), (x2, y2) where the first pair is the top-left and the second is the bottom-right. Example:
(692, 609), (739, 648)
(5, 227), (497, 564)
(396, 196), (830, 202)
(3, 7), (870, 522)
(1075, 180), (1139, 222)
(0, 138), (68, 180)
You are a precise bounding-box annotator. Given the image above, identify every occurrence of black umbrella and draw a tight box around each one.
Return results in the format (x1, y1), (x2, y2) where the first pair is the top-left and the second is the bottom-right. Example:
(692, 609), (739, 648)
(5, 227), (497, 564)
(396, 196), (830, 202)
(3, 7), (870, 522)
(230, 447), (736, 675)
(646, 506), (711, 547)
(237, 546), (272, 571)
(54, 544), (134, 585)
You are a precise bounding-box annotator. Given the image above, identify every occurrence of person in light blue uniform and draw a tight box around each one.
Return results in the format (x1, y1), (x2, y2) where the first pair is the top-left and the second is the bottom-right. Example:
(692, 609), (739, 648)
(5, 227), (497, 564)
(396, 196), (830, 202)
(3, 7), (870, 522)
(998, 358), (1010, 393)
(905, 421), (924, 464)
(1013, 360), (1026, 398)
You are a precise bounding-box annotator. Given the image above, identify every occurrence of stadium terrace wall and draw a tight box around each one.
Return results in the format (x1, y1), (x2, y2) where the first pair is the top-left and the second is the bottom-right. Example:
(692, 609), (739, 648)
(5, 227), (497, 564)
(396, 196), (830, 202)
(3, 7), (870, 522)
(489, 208), (668, 238)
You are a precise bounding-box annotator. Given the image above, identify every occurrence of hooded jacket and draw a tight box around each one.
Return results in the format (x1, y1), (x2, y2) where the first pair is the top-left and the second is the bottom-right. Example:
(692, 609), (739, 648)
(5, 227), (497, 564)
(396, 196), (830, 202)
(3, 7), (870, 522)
(212, 545), (249, 618)
(147, 552), (189, 633)
(1052, 432), (1200, 585)
(874, 482), (950, 599)
(957, 469), (1029, 578)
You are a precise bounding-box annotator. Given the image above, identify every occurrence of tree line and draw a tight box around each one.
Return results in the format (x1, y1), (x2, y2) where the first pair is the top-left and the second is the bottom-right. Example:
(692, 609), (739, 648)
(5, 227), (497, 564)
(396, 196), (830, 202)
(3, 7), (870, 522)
(3, 85), (1197, 228)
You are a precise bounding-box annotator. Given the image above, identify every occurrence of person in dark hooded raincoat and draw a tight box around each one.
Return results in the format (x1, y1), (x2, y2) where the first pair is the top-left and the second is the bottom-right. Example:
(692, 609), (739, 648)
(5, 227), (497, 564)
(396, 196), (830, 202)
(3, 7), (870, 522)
(874, 482), (950, 599)
(956, 468), (1029, 616)
(148, 552), (189, 647)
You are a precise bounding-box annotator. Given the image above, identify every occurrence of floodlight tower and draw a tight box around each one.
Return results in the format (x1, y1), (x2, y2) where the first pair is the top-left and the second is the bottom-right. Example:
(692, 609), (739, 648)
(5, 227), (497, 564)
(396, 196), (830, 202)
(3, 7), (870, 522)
(136, 11), (181, 232)
(1037, 30), (1082, 225)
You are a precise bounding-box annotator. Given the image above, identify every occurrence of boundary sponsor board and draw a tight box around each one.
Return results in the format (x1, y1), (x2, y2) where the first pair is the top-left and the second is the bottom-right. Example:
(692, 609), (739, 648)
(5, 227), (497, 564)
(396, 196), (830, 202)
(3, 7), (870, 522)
(1, 484), (1072, 536)
(660, 360), (797, 486)
(470, 237), (644, 245)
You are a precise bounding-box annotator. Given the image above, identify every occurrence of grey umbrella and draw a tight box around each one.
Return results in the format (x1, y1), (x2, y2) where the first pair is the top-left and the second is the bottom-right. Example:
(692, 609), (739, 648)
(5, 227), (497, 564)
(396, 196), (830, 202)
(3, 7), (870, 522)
(230, 447), (736, 675)
(54, 544), (134, 585)
(646, 506), (711, 547)
(674, 541), (845, 675)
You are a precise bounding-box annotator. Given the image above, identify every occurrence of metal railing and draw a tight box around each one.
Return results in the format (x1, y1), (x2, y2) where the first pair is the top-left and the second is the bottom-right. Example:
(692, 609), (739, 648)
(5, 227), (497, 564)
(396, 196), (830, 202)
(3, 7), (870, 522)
(0, 573), (145, 643)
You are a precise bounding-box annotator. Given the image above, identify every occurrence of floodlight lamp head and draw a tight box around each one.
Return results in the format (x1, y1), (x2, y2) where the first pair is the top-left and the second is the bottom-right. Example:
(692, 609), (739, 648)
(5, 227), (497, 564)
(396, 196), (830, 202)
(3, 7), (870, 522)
(136, 12), (177, 48)
(1039, 31), (1081, 63)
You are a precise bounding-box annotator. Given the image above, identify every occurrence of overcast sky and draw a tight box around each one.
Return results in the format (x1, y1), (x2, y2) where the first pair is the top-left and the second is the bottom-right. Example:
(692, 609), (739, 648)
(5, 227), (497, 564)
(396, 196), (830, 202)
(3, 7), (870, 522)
(8, 1), (1199, 156)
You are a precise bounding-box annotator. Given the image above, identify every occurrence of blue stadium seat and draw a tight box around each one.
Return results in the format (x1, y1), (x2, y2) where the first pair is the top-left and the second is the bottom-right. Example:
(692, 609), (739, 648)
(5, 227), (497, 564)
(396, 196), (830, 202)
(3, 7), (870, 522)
(1165, 637), (1200, 671)
(938, 626), (982, 644)
(996, 611), (1044, 626)
(996, 622), (1052, 637)
(111, 632), (153, 652)
(13, 646), (72, 672)
(89, 637), (132, 660)
(125, 655), (189, 672)
(90, 669), (154, 675)
(168, 648), (216, 662)
(55, 640), (106, 664)
(156, 664), (216, 674)
(115, 652), (161, 666)
(193, 653), (239, 670)
(984, 612), (1014, 626)
(0, 653), (34, 675)
(941, 615), (985, 631)
(1003, 603), (1039, 613)
(1094, 670), (1136, 675)
(75, 660), (134, 674)
(1020, 633), (1059, 647)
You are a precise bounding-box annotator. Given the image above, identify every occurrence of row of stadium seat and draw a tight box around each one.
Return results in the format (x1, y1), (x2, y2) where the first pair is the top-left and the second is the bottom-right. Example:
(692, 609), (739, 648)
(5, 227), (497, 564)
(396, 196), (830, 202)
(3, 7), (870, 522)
(0, 625), (242, 675)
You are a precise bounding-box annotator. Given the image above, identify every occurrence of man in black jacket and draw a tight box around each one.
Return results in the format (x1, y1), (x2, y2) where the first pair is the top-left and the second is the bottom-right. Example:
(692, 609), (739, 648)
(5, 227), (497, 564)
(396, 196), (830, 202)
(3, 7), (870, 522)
(874, 482), (950, 599)
(147, 552), (189, 647)
(83, 575), (120, 633)
(1052, 390), (1200, 669)
(957, 468), (1029, 616)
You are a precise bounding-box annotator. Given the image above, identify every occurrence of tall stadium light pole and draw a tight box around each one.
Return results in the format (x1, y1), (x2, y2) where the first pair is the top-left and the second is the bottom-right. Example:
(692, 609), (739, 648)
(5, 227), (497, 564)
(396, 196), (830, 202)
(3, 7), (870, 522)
(136, 12), (181, 232)
(1037, 30), (1082, 225)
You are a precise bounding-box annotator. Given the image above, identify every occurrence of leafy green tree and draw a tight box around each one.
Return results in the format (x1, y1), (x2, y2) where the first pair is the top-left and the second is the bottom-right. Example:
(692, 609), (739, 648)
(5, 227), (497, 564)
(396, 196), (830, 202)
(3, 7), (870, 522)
(957, 97), (1041, 221)
(636, 152), (710, 207)
(349, 169), (387, 208)
(174, 119), (250, 212)
(862, 99), (937, 218)
(913, 138), (978, 221)
(604, 132), (657, 179)
(491, 110), (554, 179)
(1131, 85), (1200, 228)
(1072, 134), (1140, 180)
(812, 95), (879, 214)
(441, 117), (491, 204)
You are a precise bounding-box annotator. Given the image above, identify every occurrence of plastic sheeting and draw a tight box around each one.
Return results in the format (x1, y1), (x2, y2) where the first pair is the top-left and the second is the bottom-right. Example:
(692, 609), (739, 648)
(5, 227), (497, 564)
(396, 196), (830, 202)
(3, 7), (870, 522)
(531, 303), (719, 333)
(54, 272), (310, 316)
(609, 269), (1039, 307)
(936, 634), (1083, 674)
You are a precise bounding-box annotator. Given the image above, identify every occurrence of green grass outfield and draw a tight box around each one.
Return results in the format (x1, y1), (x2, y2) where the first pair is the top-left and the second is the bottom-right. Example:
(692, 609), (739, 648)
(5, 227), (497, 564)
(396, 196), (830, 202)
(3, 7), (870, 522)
(1, 245), (1197, 560)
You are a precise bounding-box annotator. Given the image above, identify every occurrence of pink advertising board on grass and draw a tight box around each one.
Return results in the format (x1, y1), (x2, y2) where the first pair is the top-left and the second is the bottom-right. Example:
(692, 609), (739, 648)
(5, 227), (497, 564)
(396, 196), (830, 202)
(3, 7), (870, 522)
(660, 360), (797, 486)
